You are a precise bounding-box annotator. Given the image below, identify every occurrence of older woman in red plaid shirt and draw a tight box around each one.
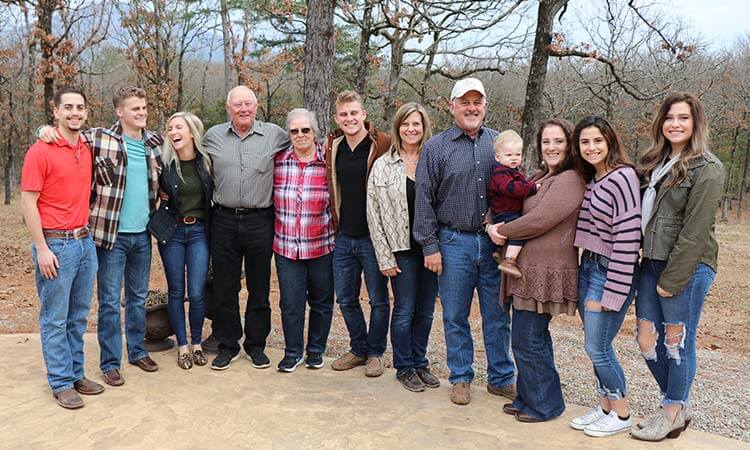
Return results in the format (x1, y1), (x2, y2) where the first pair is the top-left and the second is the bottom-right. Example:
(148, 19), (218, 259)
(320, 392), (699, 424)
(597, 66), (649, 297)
(272, 108), (336, 372)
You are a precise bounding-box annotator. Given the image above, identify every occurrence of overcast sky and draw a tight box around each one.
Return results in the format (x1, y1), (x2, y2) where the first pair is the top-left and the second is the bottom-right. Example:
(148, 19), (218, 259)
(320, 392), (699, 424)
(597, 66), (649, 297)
(657, 0), (747, 47)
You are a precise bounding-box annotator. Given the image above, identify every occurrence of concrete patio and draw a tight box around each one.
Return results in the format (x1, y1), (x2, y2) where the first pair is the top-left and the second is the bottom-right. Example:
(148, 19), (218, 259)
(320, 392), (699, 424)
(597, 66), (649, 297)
(0, 333), (745, 449)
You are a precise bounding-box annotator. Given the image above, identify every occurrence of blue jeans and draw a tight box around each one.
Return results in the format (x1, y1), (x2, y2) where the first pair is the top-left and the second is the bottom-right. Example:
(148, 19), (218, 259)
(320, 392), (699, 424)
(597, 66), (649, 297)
(511, 309), (565, 420)
(97, 231), (151, 371)
(578, 252), (635, 400)
(332, 233), (390, 357)
(32, 237), (97, 393)
(390, 250), (438, 375)
(636, 259), (715, 407)
(275, 252), (334, 358)
(158, 223), (209, 347)
(437, 227), (515, 386)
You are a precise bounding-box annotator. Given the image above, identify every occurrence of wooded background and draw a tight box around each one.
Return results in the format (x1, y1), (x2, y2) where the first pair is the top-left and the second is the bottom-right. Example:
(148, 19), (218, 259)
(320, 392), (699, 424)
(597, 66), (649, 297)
(0, 0), (748, 219)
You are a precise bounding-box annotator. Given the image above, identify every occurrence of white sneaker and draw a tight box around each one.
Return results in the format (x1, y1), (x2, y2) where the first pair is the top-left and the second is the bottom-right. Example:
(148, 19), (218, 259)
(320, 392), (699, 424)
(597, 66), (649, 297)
(583, 410), (632, 437)
(570, 406), (606, 430)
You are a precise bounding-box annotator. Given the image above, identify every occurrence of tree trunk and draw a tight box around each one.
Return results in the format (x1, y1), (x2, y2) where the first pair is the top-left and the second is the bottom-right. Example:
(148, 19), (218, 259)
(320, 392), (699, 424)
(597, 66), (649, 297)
(383, 37), (405, 123)
(355, 0), (374, 96)
(176, 47), (186, 111)
(419, 31), (440, 106)
(304, 0), (336, 139)
(200, 38), (215, 119)
(738, 131), (750, 219)
(520, 0), (568, 172)
(264, 79), (272, 122)
(220, 0), (234, 92)
(4, 91), (14, 205)
(24, 7), (37, 146)
(721, 124), (741, 222)
(37, 0), (56, 124)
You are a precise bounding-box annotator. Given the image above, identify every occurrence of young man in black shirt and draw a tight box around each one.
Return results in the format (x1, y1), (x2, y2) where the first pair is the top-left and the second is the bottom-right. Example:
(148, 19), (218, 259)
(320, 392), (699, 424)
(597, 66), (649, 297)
(324, 91), (391, 377)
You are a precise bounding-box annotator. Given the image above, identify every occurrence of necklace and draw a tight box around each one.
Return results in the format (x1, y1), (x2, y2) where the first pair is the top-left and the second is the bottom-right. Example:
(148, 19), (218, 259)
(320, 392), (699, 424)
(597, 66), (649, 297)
(402, 151), (419, 179)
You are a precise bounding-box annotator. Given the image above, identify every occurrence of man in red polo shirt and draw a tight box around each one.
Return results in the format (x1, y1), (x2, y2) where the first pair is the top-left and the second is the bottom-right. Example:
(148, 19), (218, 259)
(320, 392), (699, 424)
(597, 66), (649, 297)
(21, 87), (104, 409)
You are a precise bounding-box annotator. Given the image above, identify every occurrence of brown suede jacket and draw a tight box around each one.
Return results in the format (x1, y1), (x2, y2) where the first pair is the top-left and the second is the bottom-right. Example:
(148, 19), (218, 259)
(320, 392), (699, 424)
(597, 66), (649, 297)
(324, 121), (390, 229)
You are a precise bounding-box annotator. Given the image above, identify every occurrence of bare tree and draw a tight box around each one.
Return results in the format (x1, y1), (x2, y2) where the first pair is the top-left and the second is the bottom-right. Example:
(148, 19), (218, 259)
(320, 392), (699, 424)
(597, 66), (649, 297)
(339, 0), (531, 121)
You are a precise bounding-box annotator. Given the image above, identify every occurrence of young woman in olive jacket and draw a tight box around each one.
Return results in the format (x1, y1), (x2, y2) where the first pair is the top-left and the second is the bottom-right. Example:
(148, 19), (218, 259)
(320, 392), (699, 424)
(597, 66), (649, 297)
(149, 112), (213, 370)
(632, 93), (724, 441)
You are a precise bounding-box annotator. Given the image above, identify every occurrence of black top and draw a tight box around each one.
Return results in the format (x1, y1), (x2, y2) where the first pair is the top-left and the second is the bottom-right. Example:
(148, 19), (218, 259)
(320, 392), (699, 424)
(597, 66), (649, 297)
(336, 136), (372, 237)
(402, 176), (421, 255)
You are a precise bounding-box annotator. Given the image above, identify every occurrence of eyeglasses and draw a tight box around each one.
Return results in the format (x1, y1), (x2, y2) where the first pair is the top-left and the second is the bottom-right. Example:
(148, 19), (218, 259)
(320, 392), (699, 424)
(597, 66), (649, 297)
(289, 128), (312, 135)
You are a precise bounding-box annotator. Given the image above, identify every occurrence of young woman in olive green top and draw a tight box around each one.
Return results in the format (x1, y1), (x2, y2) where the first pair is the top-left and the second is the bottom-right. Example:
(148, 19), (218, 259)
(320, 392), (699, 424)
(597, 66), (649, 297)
(153, 112), (214, 370)
(632, 93), (724, 441)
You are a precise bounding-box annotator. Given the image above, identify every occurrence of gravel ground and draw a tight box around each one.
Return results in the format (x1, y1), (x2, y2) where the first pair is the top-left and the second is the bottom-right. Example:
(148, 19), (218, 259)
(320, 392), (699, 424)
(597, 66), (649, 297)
(263, 301), (750, 443)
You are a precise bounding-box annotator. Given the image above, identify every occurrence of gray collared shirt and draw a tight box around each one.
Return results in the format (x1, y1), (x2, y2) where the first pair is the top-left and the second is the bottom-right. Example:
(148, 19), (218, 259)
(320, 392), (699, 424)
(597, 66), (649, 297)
(204, 120), (290, 208)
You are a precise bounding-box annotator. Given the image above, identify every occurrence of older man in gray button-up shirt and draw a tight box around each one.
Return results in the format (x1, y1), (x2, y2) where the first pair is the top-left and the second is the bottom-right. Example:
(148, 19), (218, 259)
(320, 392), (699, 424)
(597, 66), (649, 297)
(204, 86), (290, 371)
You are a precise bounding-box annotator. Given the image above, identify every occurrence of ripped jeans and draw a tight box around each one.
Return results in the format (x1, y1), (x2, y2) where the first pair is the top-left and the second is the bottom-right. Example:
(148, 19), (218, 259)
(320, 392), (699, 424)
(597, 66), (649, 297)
(578, 252), (636, 401)
(635, 259), (715, 407)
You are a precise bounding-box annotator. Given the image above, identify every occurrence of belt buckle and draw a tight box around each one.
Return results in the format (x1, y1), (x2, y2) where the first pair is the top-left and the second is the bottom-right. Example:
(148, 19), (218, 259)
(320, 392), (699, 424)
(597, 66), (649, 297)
(182, 216), (197, 225)
(235, 208), (248, 214)
(72, 228), (83, 239)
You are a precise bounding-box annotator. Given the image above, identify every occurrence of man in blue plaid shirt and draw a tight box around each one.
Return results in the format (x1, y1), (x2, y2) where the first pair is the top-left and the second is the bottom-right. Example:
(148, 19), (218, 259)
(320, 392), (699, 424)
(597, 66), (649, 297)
(414, 78), (516, 406)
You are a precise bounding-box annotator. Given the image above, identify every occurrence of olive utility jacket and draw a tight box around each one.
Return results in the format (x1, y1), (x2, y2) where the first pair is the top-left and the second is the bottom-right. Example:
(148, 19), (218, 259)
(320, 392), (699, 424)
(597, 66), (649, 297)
(641, 150), (725, 295)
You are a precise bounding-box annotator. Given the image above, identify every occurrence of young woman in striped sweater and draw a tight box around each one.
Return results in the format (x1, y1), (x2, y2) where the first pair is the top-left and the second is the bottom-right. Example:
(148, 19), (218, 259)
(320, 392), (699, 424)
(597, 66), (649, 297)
(569, 116), (641, 438)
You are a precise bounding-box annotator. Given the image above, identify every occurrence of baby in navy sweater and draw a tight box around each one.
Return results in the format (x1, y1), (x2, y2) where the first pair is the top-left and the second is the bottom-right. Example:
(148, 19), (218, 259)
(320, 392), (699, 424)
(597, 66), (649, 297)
(487, 130), (539, 278)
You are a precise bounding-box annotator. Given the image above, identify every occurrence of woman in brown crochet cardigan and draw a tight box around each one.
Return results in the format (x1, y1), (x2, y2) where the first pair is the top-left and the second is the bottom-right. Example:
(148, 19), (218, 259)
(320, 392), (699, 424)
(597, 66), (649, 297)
(487, 118), (585, 423)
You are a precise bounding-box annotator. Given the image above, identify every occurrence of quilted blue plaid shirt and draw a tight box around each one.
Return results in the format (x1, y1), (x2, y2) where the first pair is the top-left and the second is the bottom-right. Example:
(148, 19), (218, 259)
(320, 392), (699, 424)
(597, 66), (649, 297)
(414, 124), (498, 256)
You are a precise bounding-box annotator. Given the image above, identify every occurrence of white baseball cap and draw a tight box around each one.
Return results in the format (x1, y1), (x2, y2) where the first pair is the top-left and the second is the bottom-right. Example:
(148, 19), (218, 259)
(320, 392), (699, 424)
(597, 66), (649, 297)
(450, 78), (486, 100)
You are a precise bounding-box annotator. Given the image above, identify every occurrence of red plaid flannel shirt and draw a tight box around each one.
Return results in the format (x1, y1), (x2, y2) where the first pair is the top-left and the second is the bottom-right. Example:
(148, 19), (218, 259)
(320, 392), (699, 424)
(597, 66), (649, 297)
(272, 143), (335, 260)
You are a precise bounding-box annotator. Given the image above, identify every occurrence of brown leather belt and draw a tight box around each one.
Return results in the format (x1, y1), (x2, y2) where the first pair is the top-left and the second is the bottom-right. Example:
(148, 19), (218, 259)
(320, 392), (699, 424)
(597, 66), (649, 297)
(43, 227), (90, 239)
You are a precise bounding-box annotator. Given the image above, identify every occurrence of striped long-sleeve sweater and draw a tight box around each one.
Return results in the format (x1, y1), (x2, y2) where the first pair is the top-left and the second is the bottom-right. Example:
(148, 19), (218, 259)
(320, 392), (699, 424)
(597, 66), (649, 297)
(574, 166), (641, 311)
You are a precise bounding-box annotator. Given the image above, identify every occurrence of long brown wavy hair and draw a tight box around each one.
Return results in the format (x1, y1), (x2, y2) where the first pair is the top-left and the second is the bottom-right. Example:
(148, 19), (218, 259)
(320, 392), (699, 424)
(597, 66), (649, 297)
(640, 92), (709, 187)
(573, 116), (633, 182)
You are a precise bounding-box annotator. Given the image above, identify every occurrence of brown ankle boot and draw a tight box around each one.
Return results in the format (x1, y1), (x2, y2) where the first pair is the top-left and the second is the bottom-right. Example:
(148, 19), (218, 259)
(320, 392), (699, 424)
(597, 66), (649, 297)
(492, 249), (504, 265)
(498, 257), (522, 278)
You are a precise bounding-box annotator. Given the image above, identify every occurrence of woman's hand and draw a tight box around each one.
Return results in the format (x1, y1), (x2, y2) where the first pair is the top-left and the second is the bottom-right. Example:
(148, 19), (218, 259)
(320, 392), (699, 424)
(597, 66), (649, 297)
(381, 266), (401, 278)
(657, 285), (673, 298)
(39, 126), (59, 143)
(486, 223), (507, 245)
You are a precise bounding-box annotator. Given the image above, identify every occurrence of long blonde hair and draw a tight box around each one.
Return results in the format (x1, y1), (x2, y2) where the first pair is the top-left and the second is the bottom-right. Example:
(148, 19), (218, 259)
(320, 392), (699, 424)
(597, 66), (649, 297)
(161, 111), (212, 179)
(640, 92), (709, 187)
